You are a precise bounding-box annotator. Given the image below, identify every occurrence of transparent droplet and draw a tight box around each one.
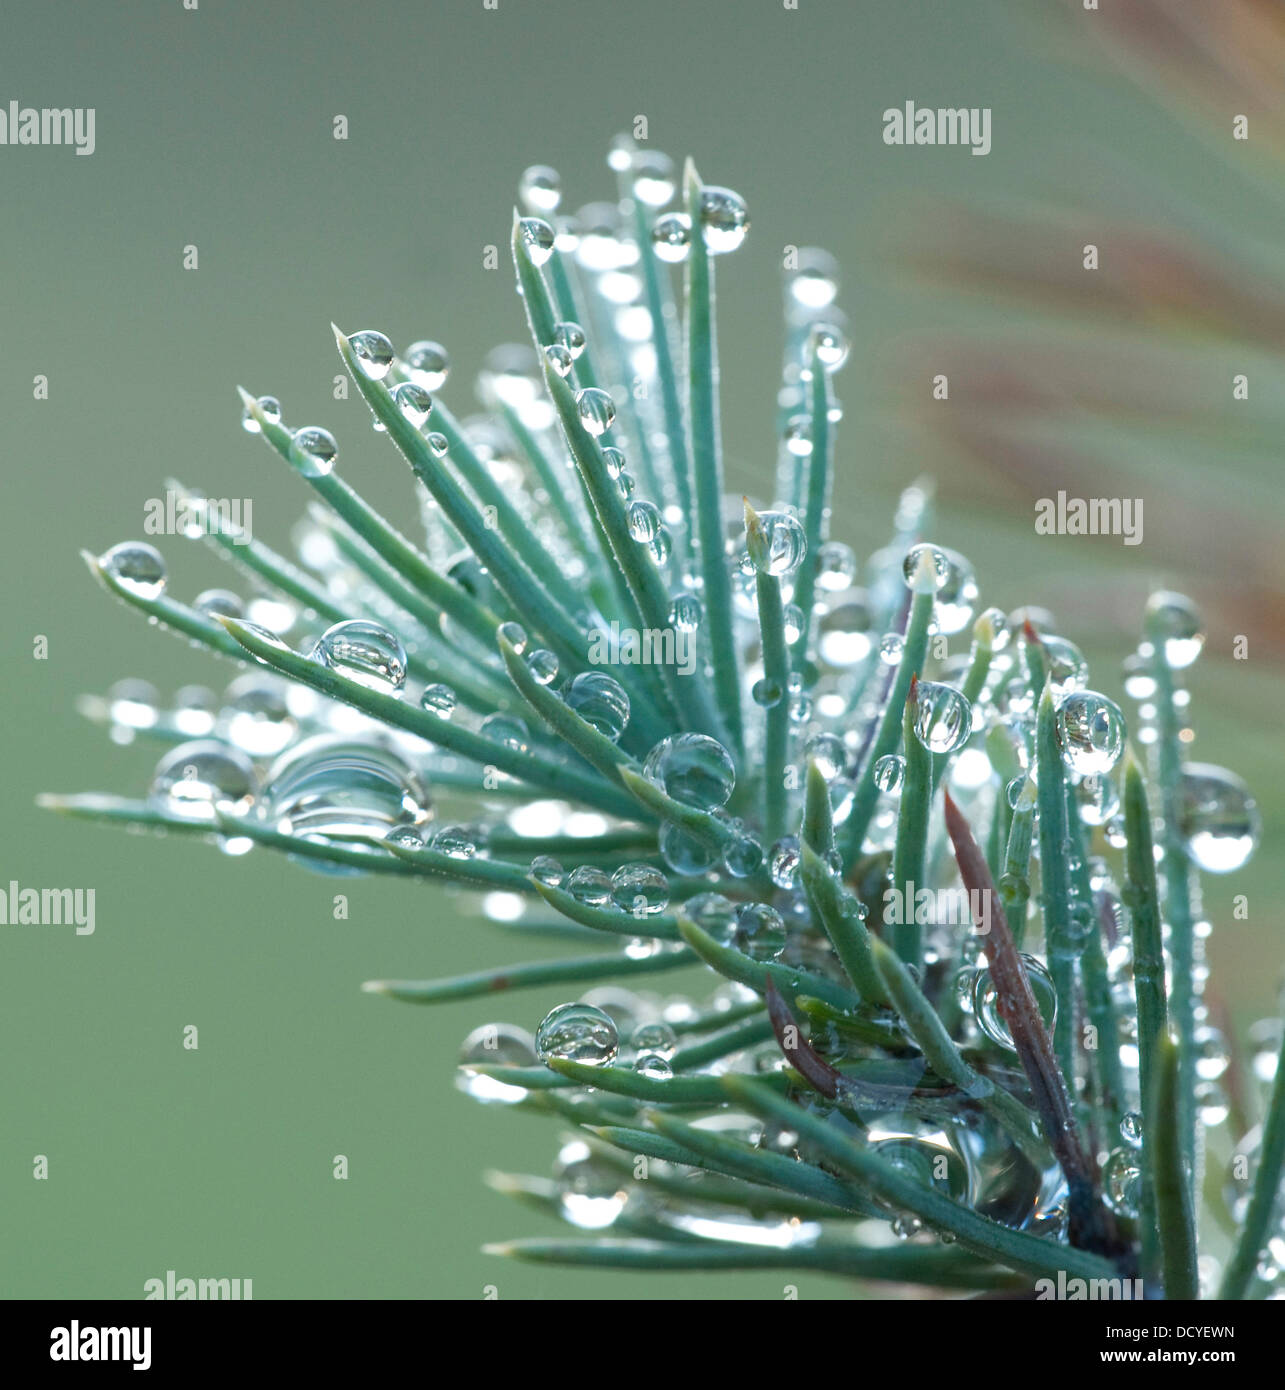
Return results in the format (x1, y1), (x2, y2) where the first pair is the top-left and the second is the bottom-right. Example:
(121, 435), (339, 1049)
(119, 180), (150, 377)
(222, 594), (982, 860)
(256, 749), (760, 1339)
(518, 164), (561, 215)
(788, 253), (839, 309)
(525, 648), (559, 686)
(222, 674), (295, 756)
(575, 387), (616, 437)
(815, 541), (856, 591)
(194, 588), (243, 620)
(291, 426), (338, 478)
(265, 735), (429, 846)
(312, 619), (407, 694)
(518, 216), (556, 267)
(669, 593), (702, 631)
(643, 733), (736, 809)
(783, 415), (813, 457)
(544, 344), (573, 377)
(769, 837), (801, 889)
(627, 499), (662, 543)
(1056, 691), (1126, 775)
(498, 621), (528, 654)
(733, 902), (786, 961)
(804, 732), (847, 781)
(699, 186), (749, 254)
(405, 340), (450, 391)
(722, 829), (763, 878)
(874, 753), (905, 794)
(536, 1002), (619, 1065)
(149, 741), (258, 822)
(420, 683), (457, 719)
(457, 1022), (538, 1104)
(347, 330), (395, 381)
(565, 671), (630, 742)
(240, 394), (281, 434)
(1102, 1147), (1142, 1217)
(99, 542), (167, 601)
(1120, 1111), (1144, 1146)
(552, 320), (586, 360)
(973, 954), (1057, 1050)
(913, 682), (973, 755)
(567, 865), (612, 907)
(683, 892), (737, 940)
(529, 855), (564, 888)
(553, 1139), (626, 1227)
(748, 510), (807, 577)
(425, 431), (449, 458)
(658, 820), (716, 876)
(1146, 591), (1205, 669)
(807, 322), (849, 373)
(1075, 773), (1120, 826)
(1039, 635), (1090, 698)
(1178, 764), (1260, 873)
(392, 381), (433, 428)
(651, 211), (691, 263)
(632, 150), (676, 207)
(611, 862), (669, 917)
(479, 713), (530, 754)
(878, 632), (904, 665)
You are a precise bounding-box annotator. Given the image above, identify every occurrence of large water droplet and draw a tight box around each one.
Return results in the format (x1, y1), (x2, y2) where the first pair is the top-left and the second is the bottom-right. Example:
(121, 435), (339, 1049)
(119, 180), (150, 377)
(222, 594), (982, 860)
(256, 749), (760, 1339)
(291, 426), (338, 478)
(240, 394), (281, 434)
(565, 671), (630, 742)
(346, 330), (395, 381)
(457, 1022), (538, 1104)
(749, 510), (807, 577)
(973, 954), (1057, 1050)
(575, 387), (616, 437)
(698, 186), (749, 254)
(874, 753), (905, 793)
(733, 902), (786, 961)
(611, 862), (669, 917)
(149, 740), (258, 822)
(913, 682), (973, 754)
(535, 1002), (619, 1065)
(419, 683), (457, 719)
(1146, 590), (1205, 669)
(1056, 691), (1125, 775)
(312, 619), (407, 694)
(99, 542), (167, 600)
(651, 211), (691, 263)
(518, 164), (561, 215)
(391, 381), (432, 428)
(1102, 1147), (1142, 1217)
(518, 216), (556, 267)
(1178, 764), (1260, 873)
(405, 340), (450, 391)
(806, 322), (849, 373)
(223, 674), (296, 756)
(643, 733), (736, 809)
(632, 150), (676, 207)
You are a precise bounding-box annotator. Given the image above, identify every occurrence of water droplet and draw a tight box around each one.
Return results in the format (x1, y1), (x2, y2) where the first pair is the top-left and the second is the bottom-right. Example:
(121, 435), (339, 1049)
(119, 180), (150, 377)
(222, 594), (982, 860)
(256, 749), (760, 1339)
(347, 330), (394, 381)
(552, 1139), (626, 1227)
(391, 381), (432, 428)
(973, 954), (1057, 1050)
(815, 541), (857, 591)
(804, 732), (847, 781)
(99, 542), (167, 600)
(632, 150), (676, 206)
(149, 741), (258, 822)
(1102, 1147), (1142, 1217)
(194, 588), (243, 620)
(568, 865), (612, 907)
(806, 322), (849, 373)
(457, 1022), (538, 1104)
(769, 836), (801, 889)
(913, 682), (973, 755)
(222, 674), (296, 756)
(498, 621), (528, 654)
(565, 671), (630, 742)
(627, 499), (662, 543)
(611, 862), (669, 916)
(518, 164), (561, 214)
(312, 619), (407, 694)
(480, 713), (530, 754)
(1056, 691), (1125, 775)
(651, 211), (691, 263)
(733, 902), (786, 961)
(544, 344), (573, 377)
(241, 394), (281, 434)
(1146, 591), (1205, 669)
(669, 593), (702, 631)
(878, 632), (904, 665)
(722, 829), (763, 878)
(525, 648), (559, 686)
(291, 426), (338, 478)
(530, 855), (565, 888)
(265, 735), (429, 845)
(748, 510), (807, 576)
(1075, 773), (1120, 826)
(536, 1002), (619, 1065)
(430, 824), (477, 859)
(643, 733), (736, 809)
(684, 892), (736, 940)
(783, 415), (813, 457)
(788, 252), (839, 309)
(1039, 635), (1090, 698)
(1120, 1111), (1144, 1147)
(518, 216), (556, 267)
(425, 431), (449, 457)
(1178, 764), (1260, 873)
(420, 683), (457, 719)
(874, 753), (905, 794)
(575, 386), (616, 437)
(698, 185), (749, 254)
(405, 340), (450, 391)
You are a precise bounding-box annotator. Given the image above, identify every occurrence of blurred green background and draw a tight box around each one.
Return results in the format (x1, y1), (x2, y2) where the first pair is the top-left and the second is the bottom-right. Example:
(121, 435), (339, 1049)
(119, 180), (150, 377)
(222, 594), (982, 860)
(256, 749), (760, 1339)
(2, 0), (1279, 1298)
